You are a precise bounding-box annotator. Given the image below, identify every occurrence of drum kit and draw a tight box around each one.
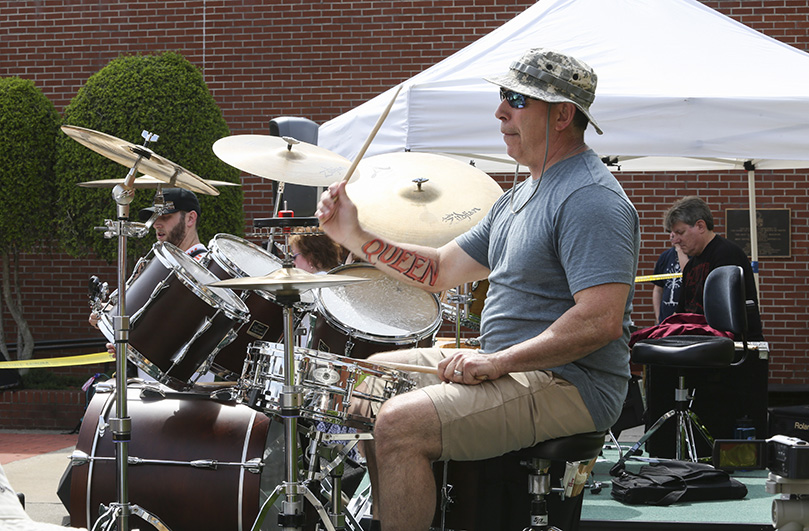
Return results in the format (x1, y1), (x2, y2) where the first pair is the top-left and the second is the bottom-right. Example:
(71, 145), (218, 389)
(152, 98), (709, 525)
(61, 123), (502, 531)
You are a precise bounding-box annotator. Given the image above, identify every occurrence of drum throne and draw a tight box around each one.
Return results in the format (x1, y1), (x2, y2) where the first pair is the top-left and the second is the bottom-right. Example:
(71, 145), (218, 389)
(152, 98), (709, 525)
(611, 265), (750, 473)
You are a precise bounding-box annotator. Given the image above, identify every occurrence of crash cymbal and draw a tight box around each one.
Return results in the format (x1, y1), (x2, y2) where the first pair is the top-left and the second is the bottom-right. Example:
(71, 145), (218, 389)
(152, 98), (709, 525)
(78, 175), (240, 189)
(212, 135), (353, 187)
(207, 266), (369, 294)
(347, 152), (504, 248)
(61, 125), (219, 196)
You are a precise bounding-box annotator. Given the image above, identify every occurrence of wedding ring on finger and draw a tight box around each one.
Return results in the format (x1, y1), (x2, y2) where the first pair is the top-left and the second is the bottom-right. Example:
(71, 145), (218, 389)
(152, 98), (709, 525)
(453, 369), (463, 377)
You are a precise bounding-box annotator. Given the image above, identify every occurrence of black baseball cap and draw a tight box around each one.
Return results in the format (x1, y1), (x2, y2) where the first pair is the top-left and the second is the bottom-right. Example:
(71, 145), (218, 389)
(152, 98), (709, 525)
(139, 188), (201, 222)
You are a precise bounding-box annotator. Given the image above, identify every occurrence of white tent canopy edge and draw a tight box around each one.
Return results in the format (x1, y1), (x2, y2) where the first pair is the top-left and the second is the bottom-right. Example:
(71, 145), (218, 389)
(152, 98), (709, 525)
(319, 0), (809, 287)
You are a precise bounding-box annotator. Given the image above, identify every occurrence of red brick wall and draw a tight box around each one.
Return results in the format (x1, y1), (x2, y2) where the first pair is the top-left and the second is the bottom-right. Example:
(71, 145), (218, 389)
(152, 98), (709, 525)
(1, 1), (808, 388)
(0, 389), (86, 430)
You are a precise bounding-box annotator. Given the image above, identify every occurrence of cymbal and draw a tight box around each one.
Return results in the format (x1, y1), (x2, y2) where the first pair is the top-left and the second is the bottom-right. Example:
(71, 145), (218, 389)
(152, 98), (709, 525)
(212, 135), (353, 187)
(207, 266), (370, 294)
(347, 152), (504, 247)
(61, 125), (219, 196)
(78, 175), (240, 189)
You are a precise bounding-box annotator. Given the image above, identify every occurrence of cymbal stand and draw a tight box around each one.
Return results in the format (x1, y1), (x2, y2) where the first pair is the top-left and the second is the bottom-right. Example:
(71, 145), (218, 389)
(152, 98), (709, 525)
(446, 286), (474, 348)
(250, 286), (340, 531)
(305, 430), (373, 531)
(94, 130), (172, 531)
(249, 222), (340, 531)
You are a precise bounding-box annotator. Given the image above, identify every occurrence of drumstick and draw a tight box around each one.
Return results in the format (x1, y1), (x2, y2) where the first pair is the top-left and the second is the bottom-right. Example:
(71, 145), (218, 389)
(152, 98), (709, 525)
(341, 85), (403, 184)
(360, 359), (438, 375)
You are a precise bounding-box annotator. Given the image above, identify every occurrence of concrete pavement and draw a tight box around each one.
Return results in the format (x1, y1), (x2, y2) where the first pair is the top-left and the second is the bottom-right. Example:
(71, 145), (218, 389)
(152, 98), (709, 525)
(1, 430), (77, 527)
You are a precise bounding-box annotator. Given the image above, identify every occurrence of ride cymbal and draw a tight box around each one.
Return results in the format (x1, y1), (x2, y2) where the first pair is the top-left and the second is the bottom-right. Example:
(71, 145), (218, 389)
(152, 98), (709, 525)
(347, 152), (504, 248)
(61, 125), (219, 196)
(207, 266), (369, 294)
(78, 175), (240, 189)
(212, 135), (353, 187)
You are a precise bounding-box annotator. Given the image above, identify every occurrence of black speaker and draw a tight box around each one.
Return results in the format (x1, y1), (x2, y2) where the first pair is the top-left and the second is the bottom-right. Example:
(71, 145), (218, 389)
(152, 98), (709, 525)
(644, 347), (769, 458)
(269, 116), (320, 217)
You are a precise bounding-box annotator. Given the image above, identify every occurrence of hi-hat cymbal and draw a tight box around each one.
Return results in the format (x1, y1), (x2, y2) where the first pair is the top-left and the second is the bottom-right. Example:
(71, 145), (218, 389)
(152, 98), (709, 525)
(207, 266), (369, 294)
(78, 175), (240, 189)
(212, 135), (353, 187)
(61, 125), (219, 196)
(347, 152), (504, 248)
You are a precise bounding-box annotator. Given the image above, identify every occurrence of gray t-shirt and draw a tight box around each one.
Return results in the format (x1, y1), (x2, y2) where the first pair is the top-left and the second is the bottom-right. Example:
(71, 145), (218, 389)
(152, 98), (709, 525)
(456, 149), (640, 431)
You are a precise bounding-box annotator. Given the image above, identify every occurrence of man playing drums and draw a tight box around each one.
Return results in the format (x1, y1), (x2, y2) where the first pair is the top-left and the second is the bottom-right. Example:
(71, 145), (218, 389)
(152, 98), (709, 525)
(316, 48), (640, 530)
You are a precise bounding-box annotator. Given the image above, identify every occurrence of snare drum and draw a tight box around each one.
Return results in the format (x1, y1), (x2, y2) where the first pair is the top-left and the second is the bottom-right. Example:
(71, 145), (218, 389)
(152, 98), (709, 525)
(205, 234), (288, 379)
(310, 263), (442, 359)
(99, 242), (249, 390)
(69, 383), (305, 531)
(240, 341), (415, 430)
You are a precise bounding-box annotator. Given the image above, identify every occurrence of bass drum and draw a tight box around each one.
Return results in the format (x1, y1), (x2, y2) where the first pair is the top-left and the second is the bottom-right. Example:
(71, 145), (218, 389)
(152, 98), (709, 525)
(69, 383), (313, 531)
(310, 263), (442, 359)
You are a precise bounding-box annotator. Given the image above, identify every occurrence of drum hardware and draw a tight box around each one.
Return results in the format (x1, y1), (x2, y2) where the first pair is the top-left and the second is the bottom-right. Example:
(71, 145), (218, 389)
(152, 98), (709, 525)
(210, 265), (369, 531)
(70, 448), (264, 472)
(305, 431), (373, 531)
(445, 286), (476, 349)
(64, 125), (220, 531)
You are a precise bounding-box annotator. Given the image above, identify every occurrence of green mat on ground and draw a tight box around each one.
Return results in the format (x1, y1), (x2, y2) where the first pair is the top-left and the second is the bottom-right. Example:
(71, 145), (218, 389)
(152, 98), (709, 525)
(582, 444), (772, 526)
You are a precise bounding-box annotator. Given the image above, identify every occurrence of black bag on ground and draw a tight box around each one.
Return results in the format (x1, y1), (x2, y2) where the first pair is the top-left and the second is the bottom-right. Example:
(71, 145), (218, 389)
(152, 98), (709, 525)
(610, 460), (747, 505)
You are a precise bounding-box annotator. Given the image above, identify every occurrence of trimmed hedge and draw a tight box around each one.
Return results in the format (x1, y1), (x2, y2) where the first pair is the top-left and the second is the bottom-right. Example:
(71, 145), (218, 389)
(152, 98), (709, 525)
(0, 77), (60, 254)
(55, 51), (243, 263)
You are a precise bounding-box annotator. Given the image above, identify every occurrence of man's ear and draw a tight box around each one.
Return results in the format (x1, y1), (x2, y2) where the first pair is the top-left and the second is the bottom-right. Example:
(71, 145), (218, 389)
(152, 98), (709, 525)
(555, 102), (577, 131)
(186, 210), (198, 227)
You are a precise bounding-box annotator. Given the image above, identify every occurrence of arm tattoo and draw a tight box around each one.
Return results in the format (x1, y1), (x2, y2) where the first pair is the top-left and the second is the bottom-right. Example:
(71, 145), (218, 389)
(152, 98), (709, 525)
(361, 239), (439, 287)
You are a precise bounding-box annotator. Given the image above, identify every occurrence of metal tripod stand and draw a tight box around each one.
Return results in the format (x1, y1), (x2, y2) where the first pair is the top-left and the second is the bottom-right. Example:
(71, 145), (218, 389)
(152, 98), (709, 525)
(91, 131), (172, 531)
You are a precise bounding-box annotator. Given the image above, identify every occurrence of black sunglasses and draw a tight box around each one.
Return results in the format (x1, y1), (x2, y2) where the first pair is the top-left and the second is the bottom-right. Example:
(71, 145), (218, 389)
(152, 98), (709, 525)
(500, 87), (533, 109)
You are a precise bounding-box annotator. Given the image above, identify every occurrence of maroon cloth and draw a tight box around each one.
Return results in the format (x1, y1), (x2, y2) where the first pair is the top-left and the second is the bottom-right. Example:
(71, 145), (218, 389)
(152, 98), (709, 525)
(629, 313), (735, 348)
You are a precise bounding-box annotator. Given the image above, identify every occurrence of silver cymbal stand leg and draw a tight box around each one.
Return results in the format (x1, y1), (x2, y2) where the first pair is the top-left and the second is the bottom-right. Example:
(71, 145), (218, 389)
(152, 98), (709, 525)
(95, 130), (173, 531)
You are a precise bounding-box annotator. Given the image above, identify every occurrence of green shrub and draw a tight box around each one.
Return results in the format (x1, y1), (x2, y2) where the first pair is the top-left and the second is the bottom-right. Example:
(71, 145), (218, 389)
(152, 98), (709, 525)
(55, 51), (243, 263)
(21, 370), (89, 390)
(0, 78), (59, 254)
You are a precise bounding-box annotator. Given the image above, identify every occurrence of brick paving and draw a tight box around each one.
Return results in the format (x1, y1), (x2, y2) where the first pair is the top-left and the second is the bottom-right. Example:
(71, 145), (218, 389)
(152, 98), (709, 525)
(0, 432), (78, 465)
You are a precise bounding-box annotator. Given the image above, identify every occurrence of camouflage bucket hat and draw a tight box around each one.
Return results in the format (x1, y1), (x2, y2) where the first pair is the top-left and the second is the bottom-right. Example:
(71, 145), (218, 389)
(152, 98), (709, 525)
(484, 48), (603, 135)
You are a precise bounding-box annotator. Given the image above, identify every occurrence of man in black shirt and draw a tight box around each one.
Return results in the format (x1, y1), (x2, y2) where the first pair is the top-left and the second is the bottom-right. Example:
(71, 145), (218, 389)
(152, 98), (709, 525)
(664, 196), (763, 340)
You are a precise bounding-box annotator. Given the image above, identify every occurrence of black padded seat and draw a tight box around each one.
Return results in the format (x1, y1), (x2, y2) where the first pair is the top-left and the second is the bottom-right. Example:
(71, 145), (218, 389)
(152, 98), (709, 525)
(513, 431), (607, 462)
(631, 335), (735, 368)
(610, 265), (749, 470)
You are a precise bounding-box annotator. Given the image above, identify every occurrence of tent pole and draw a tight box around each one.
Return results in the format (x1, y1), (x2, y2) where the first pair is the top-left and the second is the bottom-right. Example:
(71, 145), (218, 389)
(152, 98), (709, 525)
(745, 161), (761, 300)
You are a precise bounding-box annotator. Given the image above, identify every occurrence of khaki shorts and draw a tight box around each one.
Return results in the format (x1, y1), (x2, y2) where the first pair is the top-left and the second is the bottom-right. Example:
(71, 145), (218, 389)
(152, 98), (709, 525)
(369, 347), (597, 462)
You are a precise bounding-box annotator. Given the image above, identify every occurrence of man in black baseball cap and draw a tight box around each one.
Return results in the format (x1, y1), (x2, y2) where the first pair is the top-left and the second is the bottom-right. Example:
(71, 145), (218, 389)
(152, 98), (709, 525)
(138, 188), (206, 260)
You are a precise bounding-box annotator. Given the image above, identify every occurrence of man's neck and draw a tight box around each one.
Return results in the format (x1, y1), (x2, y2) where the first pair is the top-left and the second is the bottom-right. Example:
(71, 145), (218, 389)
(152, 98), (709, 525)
(694, 231), (717, 257)
(528, 135), (588, 178)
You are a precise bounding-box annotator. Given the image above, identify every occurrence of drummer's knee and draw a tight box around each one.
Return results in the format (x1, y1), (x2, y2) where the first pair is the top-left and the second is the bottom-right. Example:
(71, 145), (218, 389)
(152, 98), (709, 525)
(374, 391), (441, 461)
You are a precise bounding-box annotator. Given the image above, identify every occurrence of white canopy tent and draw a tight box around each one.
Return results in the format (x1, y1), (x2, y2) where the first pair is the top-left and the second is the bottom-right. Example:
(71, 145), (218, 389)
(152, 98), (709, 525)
(318, 0), (809, 284)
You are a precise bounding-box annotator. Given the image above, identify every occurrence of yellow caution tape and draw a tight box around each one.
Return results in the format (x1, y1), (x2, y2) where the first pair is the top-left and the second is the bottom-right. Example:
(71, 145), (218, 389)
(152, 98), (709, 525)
(635, 272), (682, 283)
(0, 352), (114, 369)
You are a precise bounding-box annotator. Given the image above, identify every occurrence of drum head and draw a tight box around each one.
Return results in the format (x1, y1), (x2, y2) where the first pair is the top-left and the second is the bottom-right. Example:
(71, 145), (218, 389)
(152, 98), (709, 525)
(209, 234), (283, 278)
(316, 264), (441, 342)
